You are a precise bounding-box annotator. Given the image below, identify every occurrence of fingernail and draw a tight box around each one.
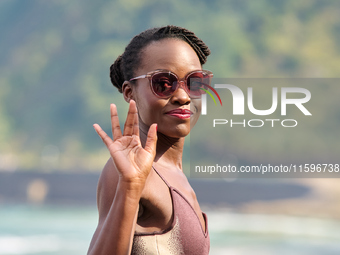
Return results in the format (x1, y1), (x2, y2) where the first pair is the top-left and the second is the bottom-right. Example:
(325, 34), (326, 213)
(156, 124), (158, 132)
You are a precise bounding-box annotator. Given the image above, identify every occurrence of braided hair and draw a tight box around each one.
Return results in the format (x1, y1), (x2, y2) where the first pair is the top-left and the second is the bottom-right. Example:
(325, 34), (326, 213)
(110, 25), (211, 92)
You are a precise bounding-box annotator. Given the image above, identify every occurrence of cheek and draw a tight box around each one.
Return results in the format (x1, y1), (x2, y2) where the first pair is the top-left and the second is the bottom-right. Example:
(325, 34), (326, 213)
(134, 89), (163, 124)
(191, 98), (201, 114)
(195, 98), (202, 113)
(190, 99), (201, 127)
(133, 84), (151, 119)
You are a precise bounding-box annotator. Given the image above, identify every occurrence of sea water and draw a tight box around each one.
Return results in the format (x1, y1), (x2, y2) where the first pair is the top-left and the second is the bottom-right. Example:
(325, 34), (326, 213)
(0, 205), (339, 255)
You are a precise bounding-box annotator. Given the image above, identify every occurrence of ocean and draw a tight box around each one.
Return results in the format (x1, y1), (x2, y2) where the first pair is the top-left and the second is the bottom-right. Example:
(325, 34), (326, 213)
(0, 205), (339, 255)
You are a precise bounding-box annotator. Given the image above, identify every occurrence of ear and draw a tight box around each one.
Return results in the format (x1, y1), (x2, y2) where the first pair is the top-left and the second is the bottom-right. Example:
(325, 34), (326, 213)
(122, 81), (134, 103)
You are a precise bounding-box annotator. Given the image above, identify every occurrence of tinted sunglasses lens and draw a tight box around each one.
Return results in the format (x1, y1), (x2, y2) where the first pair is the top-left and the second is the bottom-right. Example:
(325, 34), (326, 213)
(188, 72), (211, 97)
(151, 72), (177, 97)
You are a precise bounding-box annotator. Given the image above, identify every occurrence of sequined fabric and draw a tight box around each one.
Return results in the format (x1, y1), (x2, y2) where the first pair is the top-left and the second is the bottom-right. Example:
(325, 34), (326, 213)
(131, 168), (210, 255)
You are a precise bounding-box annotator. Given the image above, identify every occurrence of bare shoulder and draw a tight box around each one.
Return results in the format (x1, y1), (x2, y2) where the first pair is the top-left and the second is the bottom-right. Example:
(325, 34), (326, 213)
(97, 158), (119, 219)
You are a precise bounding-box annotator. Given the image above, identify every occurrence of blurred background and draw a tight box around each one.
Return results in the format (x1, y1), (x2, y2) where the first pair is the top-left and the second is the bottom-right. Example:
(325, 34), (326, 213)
(0, 0), (340, 254)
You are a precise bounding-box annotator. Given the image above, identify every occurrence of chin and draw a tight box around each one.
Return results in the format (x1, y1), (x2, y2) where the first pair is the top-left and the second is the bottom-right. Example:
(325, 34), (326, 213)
(162, 126), (191, 139)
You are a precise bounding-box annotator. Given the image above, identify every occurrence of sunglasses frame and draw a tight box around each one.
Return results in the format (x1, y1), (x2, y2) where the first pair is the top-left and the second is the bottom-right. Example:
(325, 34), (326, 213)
(129, 69), (213, 98)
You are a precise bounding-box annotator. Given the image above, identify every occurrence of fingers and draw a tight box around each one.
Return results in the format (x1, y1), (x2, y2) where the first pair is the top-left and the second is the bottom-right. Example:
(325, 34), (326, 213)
(110, 104), (122, 141)
(123, 100), (138, 136)
(133, 103), (140, 137)
(93, 123), (114, 149)
(144, 123), (158, 156)
(97, 102), (139, 145)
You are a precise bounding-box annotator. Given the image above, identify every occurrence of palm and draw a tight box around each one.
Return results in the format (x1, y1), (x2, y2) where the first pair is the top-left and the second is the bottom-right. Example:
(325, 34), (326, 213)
(108, 136), (154, 181)
(93, 101), (157, 184)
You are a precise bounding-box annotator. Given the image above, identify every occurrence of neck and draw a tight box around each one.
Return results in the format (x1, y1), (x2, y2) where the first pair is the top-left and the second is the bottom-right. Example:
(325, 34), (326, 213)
(139, 121), (185, 171)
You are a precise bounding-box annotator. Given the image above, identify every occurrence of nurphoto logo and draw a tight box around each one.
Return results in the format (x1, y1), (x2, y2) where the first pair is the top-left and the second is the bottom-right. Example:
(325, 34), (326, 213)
(201, 84), (312, 128)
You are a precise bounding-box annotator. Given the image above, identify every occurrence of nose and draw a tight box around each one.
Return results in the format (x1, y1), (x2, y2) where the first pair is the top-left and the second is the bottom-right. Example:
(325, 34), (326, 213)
(170, 81), (191, 105)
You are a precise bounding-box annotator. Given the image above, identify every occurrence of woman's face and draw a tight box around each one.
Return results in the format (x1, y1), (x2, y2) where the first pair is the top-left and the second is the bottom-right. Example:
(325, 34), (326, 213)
(131, 38), (202, 138)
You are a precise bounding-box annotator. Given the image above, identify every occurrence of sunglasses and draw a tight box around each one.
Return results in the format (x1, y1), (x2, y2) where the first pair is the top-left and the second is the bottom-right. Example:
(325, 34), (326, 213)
(129, 69), (213, 98)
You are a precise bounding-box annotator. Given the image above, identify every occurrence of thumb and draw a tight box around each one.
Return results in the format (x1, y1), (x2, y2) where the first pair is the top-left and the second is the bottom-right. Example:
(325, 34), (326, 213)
(144, 123), (158, 156)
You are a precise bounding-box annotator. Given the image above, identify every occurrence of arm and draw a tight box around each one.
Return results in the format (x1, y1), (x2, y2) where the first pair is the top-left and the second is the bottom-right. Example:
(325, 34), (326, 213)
(87, 159), (141, 255)
(87, 101), (157, 255)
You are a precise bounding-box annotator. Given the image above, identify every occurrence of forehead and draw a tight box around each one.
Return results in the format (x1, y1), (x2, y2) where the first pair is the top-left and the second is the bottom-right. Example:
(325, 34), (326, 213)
(137, 38), (201, 76)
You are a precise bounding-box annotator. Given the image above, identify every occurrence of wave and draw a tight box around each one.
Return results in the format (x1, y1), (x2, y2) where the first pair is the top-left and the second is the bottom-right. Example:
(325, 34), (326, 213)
(0, 235), (86, 254)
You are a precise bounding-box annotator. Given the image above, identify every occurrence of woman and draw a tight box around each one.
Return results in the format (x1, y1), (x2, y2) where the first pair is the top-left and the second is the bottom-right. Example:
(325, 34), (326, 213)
(88, 25), (212, 255)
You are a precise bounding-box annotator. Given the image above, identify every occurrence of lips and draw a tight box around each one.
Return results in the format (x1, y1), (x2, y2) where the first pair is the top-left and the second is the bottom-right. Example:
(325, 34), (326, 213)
(165, 109), (193, 119)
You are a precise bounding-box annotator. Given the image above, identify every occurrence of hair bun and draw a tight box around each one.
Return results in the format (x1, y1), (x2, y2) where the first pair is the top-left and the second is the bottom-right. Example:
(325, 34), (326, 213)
(110, 55), (124, 93)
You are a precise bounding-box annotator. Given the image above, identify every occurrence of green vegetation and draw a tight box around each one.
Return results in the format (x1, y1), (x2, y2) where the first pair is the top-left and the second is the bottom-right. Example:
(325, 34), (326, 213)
(0, 0), (339, 171)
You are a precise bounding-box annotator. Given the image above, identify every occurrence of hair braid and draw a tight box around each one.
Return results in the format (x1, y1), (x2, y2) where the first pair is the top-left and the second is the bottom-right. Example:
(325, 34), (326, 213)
(110, 25), (211, 92)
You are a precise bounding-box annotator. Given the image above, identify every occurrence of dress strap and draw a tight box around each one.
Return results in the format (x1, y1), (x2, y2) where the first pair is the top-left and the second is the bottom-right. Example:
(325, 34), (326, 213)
(152, 166), (171, 188)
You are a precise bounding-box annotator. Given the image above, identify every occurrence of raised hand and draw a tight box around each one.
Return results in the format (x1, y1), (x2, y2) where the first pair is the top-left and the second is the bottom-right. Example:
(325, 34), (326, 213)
(93, 100), (157, 188)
